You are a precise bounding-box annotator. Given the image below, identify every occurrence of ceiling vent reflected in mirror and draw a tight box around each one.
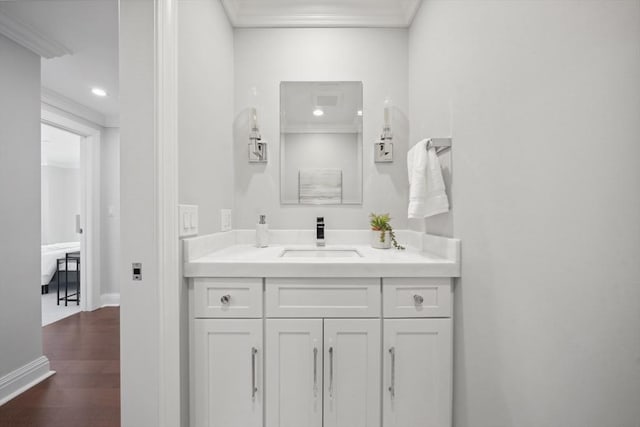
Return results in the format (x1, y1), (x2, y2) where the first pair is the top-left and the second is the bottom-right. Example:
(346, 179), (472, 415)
(315, 94), (341, 108)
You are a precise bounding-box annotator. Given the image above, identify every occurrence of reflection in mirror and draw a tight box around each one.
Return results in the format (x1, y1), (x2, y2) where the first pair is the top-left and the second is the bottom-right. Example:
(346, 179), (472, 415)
(280, 82), (363, 205)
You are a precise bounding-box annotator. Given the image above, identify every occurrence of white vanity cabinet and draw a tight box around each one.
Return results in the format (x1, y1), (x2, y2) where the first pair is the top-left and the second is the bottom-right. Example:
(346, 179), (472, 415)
(193, 319), (263, 427)
(265, 278), (381, 427)
(382, 278), (453, 427)
(191, 277), (452, 427)
(192, 278), (264, 427)
(322, 319), (381, 427)
(265, 319), (323, 427)
(265, 318), (381, 427)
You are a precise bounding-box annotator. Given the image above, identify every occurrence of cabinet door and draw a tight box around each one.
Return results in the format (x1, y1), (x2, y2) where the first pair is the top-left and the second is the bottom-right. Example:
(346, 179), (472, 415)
(266, 319), (323, 427)
(324, 319), (381, 427)
(383, 319), (452, 427)
(193, 319), (262, 427)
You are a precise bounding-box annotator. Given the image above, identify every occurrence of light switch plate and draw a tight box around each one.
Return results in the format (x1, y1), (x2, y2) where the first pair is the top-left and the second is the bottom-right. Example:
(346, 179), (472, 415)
(179, 204), (199, 237)
(220, 209), (232, 232)
(374, 142), (393, 162)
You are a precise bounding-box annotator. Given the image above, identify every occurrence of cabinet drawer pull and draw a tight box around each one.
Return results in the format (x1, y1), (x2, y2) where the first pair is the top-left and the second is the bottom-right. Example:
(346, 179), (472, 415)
(328, 346), (334, 399)
(251, 347), (258, 399)
(413, 294), (424, 305)
(220, 294), (231, 305)
(313, 347), (319, 397)
(388, 347), (396, 398)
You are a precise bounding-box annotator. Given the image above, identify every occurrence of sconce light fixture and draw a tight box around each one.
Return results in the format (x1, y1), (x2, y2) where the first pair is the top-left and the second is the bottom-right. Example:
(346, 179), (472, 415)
(374, 98), (393, 163)
(249, 107), (267, 162)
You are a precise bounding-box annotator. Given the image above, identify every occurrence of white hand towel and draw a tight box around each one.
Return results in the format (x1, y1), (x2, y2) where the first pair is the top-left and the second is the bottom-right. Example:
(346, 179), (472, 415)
(407, 139), (450, 218)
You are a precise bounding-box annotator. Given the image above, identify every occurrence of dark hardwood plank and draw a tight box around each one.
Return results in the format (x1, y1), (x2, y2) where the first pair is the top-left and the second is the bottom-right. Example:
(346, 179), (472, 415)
(0, 307), (120, 427)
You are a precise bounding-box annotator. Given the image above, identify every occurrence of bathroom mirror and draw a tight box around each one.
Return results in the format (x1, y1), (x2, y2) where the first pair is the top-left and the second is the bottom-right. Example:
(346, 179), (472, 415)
(280, 81), (363, 205)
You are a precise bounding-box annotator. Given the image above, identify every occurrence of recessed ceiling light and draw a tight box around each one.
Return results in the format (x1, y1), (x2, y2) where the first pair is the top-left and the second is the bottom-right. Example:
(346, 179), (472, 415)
(91, 87), (108, 97)
(357, 110), (363, 116)
(313, 108), (324, 117)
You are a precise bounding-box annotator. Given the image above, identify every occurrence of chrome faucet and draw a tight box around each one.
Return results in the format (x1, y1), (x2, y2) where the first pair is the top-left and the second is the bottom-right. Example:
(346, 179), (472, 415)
(316, 217), (325, 246)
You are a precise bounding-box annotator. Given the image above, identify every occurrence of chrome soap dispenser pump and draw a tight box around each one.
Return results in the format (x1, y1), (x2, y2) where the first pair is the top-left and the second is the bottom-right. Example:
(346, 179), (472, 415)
(256, 214), (269, 248)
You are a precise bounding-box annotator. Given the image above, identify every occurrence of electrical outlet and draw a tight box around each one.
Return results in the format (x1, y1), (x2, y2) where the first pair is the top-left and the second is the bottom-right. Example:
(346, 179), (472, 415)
(221, 209), (232, 232)
(132, 263), (142, 281)
(374, 142), (393, 162)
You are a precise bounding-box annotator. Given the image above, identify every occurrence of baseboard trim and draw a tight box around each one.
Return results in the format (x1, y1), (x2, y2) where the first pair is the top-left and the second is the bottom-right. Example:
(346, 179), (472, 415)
(0, 356), (55, 406)
(100, 293), (120, 307)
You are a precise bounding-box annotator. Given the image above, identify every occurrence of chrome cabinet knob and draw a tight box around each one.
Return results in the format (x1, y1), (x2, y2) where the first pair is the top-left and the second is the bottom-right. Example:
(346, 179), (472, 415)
(413, 294), (424, 305)
(220, 294), (231, 305)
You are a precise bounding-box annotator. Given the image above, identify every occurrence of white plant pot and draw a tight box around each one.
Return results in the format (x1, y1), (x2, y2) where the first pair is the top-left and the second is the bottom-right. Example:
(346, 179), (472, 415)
(371, 230), (392, 249)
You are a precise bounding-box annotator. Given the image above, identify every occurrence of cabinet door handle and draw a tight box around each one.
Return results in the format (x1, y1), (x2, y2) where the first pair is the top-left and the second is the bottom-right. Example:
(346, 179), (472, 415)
(414, 294), (424, 305)
(313, 347), (319, 397)
(328, 346), (334, 398)
(251, 347), (258, 399)
(388, 347), (396, 399)
(221, 294), (231, 305)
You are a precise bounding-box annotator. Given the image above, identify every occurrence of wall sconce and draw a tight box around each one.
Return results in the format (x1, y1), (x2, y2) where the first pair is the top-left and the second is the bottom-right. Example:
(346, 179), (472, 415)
(374, 99), (393, 162)
(249, 107), (267, 163)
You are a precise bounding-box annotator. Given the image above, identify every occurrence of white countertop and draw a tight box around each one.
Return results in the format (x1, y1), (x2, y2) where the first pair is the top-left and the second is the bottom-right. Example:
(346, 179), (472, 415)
(183, 230), (461, 278)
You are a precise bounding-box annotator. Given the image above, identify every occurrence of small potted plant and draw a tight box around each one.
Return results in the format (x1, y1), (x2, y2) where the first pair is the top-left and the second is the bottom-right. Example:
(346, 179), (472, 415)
(369, 213), (405, 250)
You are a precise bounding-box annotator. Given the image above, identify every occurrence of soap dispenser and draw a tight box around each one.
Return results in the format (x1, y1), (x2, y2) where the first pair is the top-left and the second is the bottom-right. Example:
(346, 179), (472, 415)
(256, 215), (269, 248)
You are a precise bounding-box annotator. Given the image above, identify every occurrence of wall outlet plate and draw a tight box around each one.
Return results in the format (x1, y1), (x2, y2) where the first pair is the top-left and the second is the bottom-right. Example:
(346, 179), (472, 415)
(374, 142), (393, 162)
(179, 204), (199, 238)
(132, 263), (142, 281)
(220, 209), (232, 232)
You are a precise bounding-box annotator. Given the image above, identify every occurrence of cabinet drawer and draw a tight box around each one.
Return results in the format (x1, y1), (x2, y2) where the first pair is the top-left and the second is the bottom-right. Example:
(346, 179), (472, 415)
(265, 278), (380, 318)
(383, 278), (451, 318)
(193, 278), (263, 318)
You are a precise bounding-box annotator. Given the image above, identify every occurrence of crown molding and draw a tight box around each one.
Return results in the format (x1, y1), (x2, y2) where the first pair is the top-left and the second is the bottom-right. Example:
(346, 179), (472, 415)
(403, 0), (422, 27)
(0, 10), (72, 58)
(41, 87), (107, 128)
(221, 0), (422, 28)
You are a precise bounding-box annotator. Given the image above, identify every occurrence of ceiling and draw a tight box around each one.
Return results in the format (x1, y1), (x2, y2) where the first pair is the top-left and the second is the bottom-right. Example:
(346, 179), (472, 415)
(41, 123), (81, 169)
(0, 1), (119, 123)
(0, 0), (418, 126)
(221, 0), (423, 28)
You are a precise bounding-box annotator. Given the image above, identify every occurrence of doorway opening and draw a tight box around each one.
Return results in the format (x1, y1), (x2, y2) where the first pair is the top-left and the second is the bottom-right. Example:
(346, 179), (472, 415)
(40, 123), (83, 325)
(40, 107), (104, 325)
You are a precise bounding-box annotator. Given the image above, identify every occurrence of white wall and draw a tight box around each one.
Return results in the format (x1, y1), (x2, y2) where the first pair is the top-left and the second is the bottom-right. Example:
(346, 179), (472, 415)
(179, 0), (235, 235)
(409, 1), (640, 426)
(100, 127), (120, 297)
(178, 1), (235, 425)
(0, 33), (48, 386)
(234, 28), (409, 230)
(41, 165), (80, 244)
(119, 1), (159, 425)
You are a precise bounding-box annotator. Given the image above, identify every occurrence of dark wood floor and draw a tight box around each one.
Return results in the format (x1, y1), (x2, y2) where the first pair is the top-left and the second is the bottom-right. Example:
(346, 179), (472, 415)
(0, 307), (120, 427)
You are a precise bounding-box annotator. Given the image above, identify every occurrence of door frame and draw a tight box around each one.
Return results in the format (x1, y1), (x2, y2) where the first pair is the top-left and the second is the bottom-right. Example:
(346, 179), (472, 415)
(156, 0), (181, 425)
(41, 105), (102, 311)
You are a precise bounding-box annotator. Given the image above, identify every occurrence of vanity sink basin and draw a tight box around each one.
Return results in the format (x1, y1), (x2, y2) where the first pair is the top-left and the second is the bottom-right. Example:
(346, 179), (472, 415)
(280, 248), (362, 258)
